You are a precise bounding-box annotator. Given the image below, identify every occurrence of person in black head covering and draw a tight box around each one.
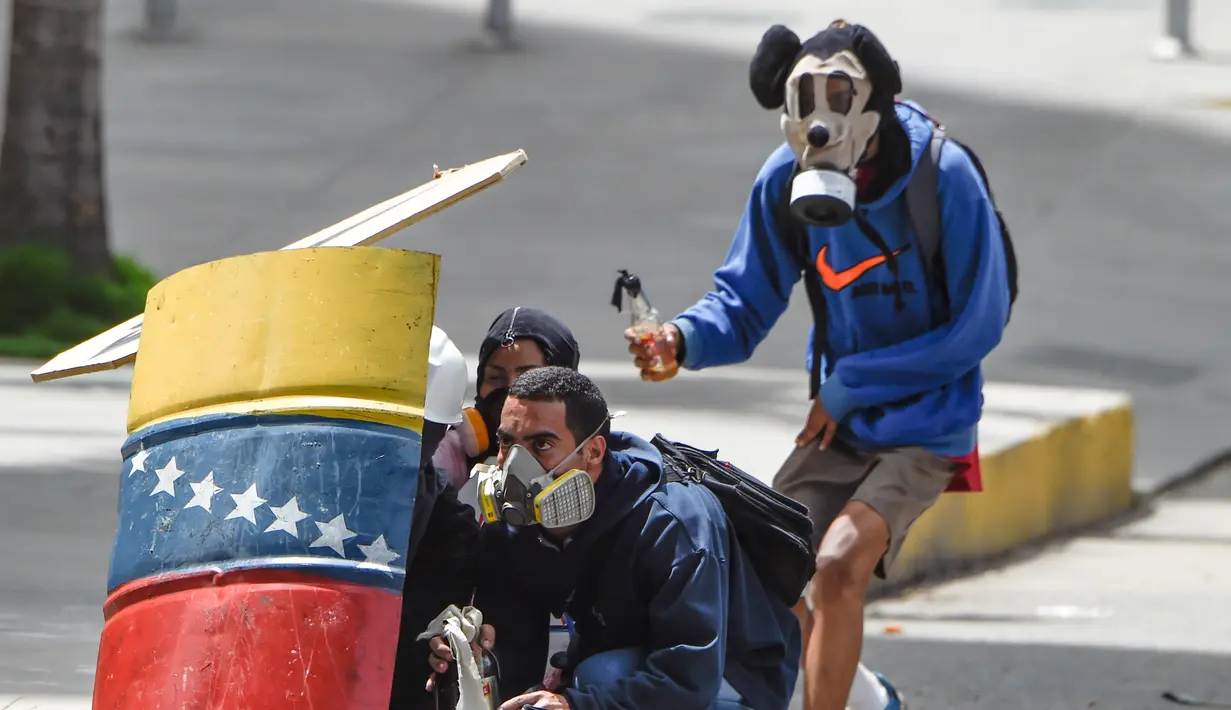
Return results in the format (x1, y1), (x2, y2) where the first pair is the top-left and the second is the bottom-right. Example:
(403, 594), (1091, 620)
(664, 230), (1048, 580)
(453, 307), (583, 480)
(476, 306), (582, 394)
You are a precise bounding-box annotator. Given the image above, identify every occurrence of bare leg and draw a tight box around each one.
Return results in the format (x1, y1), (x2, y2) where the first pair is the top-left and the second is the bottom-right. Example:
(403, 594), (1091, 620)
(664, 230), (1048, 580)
(803, 501), (890, 710)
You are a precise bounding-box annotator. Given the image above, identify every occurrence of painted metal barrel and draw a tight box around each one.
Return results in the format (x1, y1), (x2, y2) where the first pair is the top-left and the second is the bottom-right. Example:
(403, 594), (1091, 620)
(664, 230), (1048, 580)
(92, 247), (439, 709)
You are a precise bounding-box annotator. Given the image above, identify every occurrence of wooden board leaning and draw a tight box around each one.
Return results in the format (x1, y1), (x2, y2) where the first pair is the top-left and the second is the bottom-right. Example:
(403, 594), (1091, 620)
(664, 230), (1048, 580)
(28, 149), (528, 384)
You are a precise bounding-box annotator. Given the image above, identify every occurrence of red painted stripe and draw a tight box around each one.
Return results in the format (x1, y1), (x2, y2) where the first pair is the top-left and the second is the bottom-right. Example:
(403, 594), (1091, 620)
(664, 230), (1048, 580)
(94, 570), (401, 710)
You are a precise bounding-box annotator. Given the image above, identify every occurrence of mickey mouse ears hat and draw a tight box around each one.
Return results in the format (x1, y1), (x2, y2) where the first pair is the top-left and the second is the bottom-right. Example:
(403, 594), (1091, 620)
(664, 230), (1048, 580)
(750, 19), (903, 115)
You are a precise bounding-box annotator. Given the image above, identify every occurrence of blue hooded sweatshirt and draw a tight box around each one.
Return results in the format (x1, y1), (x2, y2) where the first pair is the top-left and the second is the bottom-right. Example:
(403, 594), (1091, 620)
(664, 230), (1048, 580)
(472, 431), (801, 710)
(672, 102), (1010, 457)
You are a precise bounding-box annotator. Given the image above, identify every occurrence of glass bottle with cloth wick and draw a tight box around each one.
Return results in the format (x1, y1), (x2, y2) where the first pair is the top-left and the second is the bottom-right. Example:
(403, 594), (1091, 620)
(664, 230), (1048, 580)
(611, 269), (678, 379)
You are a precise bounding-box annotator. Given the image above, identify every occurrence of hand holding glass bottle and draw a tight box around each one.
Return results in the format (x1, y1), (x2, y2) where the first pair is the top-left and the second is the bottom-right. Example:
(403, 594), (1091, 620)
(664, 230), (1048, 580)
(612, 269), (681, 381)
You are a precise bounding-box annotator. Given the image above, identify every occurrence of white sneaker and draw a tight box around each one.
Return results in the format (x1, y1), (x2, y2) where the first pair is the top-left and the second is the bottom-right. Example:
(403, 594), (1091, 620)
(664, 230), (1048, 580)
(875, 673), (906, 710)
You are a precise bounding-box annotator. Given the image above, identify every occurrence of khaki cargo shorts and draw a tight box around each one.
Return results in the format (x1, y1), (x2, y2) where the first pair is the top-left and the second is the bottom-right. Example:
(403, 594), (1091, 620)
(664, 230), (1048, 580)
(772, 441), (958, 581)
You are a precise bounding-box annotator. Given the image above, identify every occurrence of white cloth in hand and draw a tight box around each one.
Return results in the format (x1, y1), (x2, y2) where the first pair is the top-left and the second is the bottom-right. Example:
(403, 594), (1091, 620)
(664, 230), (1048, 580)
(418, 604), (488, 710)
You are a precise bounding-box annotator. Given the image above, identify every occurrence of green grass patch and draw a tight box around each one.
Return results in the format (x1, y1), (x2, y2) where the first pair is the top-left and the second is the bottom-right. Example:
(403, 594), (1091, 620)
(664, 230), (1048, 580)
(0, 244), (157, 359)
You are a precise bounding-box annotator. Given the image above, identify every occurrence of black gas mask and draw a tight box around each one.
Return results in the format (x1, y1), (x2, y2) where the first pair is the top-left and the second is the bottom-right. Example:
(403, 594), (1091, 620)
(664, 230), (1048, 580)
(461, 387), (507, 468)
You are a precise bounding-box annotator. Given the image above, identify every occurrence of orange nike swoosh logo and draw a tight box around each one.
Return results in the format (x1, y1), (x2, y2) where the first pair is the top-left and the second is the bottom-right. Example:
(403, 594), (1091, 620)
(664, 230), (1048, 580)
(816, 245), (909, 292)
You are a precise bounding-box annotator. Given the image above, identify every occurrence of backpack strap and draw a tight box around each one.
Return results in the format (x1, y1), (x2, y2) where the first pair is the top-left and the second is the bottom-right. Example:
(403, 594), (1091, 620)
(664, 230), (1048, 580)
(776, 165), (829, 400)
(904, 125), (949, 322)
(659, 446), (700, 488)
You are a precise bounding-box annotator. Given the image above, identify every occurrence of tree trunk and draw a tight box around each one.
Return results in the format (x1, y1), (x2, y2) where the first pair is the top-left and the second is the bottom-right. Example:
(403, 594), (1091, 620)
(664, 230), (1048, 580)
(0, 0), (110, 274)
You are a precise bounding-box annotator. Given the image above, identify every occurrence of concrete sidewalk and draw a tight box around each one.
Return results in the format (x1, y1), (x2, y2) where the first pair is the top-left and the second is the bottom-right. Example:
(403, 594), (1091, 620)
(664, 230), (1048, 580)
(0, 358), (1126, 485)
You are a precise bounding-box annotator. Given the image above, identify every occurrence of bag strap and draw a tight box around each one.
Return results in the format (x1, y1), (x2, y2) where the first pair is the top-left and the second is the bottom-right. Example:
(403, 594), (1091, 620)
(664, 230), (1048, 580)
(904, 126), (945, 288)
(776, 166), (828, 400)
(904, 125), (949, 323)
(658, 451), (702, 492)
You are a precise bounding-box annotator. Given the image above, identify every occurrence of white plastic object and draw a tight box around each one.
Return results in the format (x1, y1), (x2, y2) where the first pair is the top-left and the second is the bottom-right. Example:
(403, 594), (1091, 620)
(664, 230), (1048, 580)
(426, 326), (468, 425)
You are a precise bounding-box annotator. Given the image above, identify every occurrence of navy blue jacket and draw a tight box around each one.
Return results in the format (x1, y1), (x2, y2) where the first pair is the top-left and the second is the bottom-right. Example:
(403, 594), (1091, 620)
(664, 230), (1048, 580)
(473, 431), (801, 710)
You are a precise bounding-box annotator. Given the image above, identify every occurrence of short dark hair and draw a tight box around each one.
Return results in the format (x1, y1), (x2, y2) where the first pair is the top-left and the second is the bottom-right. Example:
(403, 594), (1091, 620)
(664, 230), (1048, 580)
(507, 366), (611, 444)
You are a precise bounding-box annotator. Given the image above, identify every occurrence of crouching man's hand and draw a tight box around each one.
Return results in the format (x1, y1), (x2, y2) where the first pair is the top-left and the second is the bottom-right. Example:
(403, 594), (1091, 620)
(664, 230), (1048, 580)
(499, 689), (571, 710)
(423, 623), (496, 692)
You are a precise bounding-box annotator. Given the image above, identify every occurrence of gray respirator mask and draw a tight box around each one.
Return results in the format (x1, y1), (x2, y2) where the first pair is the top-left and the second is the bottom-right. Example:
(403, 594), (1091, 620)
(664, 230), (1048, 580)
(471, 413), (622, 529)
(474, 444), (596, 529)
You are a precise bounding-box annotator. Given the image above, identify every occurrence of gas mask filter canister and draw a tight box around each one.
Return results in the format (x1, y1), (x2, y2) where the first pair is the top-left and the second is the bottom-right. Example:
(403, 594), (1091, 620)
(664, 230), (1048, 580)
(789, 167), (858, 228)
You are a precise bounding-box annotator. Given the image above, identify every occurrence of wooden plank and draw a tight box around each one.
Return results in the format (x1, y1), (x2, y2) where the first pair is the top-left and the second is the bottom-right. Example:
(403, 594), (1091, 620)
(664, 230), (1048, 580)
(29, 149), (528, 384)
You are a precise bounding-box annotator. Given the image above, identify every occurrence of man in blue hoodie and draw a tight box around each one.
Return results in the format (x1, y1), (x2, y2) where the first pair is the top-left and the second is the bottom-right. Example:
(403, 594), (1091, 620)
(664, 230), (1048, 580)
(425, 366), (801, 710)
(625, 20), (1010, 710)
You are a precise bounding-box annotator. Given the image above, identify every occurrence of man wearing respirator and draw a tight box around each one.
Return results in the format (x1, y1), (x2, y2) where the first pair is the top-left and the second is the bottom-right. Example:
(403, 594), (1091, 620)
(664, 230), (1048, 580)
(393, 316), (580, 709)
(426, 366), (801, 710)
(625, 20), (1012, 710)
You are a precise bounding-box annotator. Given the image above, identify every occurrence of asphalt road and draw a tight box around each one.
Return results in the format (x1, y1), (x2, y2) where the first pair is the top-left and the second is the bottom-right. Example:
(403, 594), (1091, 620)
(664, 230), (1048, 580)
(856, 637), (1231, 710)
(847, 461), (1231, 710)
(0, 464), (114, 696)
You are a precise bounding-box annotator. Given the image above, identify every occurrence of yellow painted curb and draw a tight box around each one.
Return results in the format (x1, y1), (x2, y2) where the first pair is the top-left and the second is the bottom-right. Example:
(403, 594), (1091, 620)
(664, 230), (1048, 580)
(889, 400), (1136, 583)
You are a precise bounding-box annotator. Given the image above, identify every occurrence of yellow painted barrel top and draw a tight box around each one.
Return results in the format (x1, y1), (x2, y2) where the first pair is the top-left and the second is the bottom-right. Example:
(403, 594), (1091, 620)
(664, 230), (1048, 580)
(127, 247), (440, 434)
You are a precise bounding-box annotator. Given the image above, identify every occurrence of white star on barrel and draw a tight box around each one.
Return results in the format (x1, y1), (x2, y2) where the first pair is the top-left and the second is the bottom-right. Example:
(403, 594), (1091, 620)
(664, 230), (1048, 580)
(185, 472), (223, 513)
(225, 483), (268, 525)
(358, 534), (401, 566)
(150, 457), (186, 497)
(310, 514), (357, 557)
(127, 448), (151, 477)
(265, 496), (310, 538)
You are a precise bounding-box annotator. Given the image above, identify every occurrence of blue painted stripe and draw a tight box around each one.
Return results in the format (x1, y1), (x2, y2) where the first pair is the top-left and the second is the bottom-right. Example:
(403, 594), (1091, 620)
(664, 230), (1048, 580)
(112, 556), (408, 594)
(110, 413), (420, 593)
(119, 412), (419, 458)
